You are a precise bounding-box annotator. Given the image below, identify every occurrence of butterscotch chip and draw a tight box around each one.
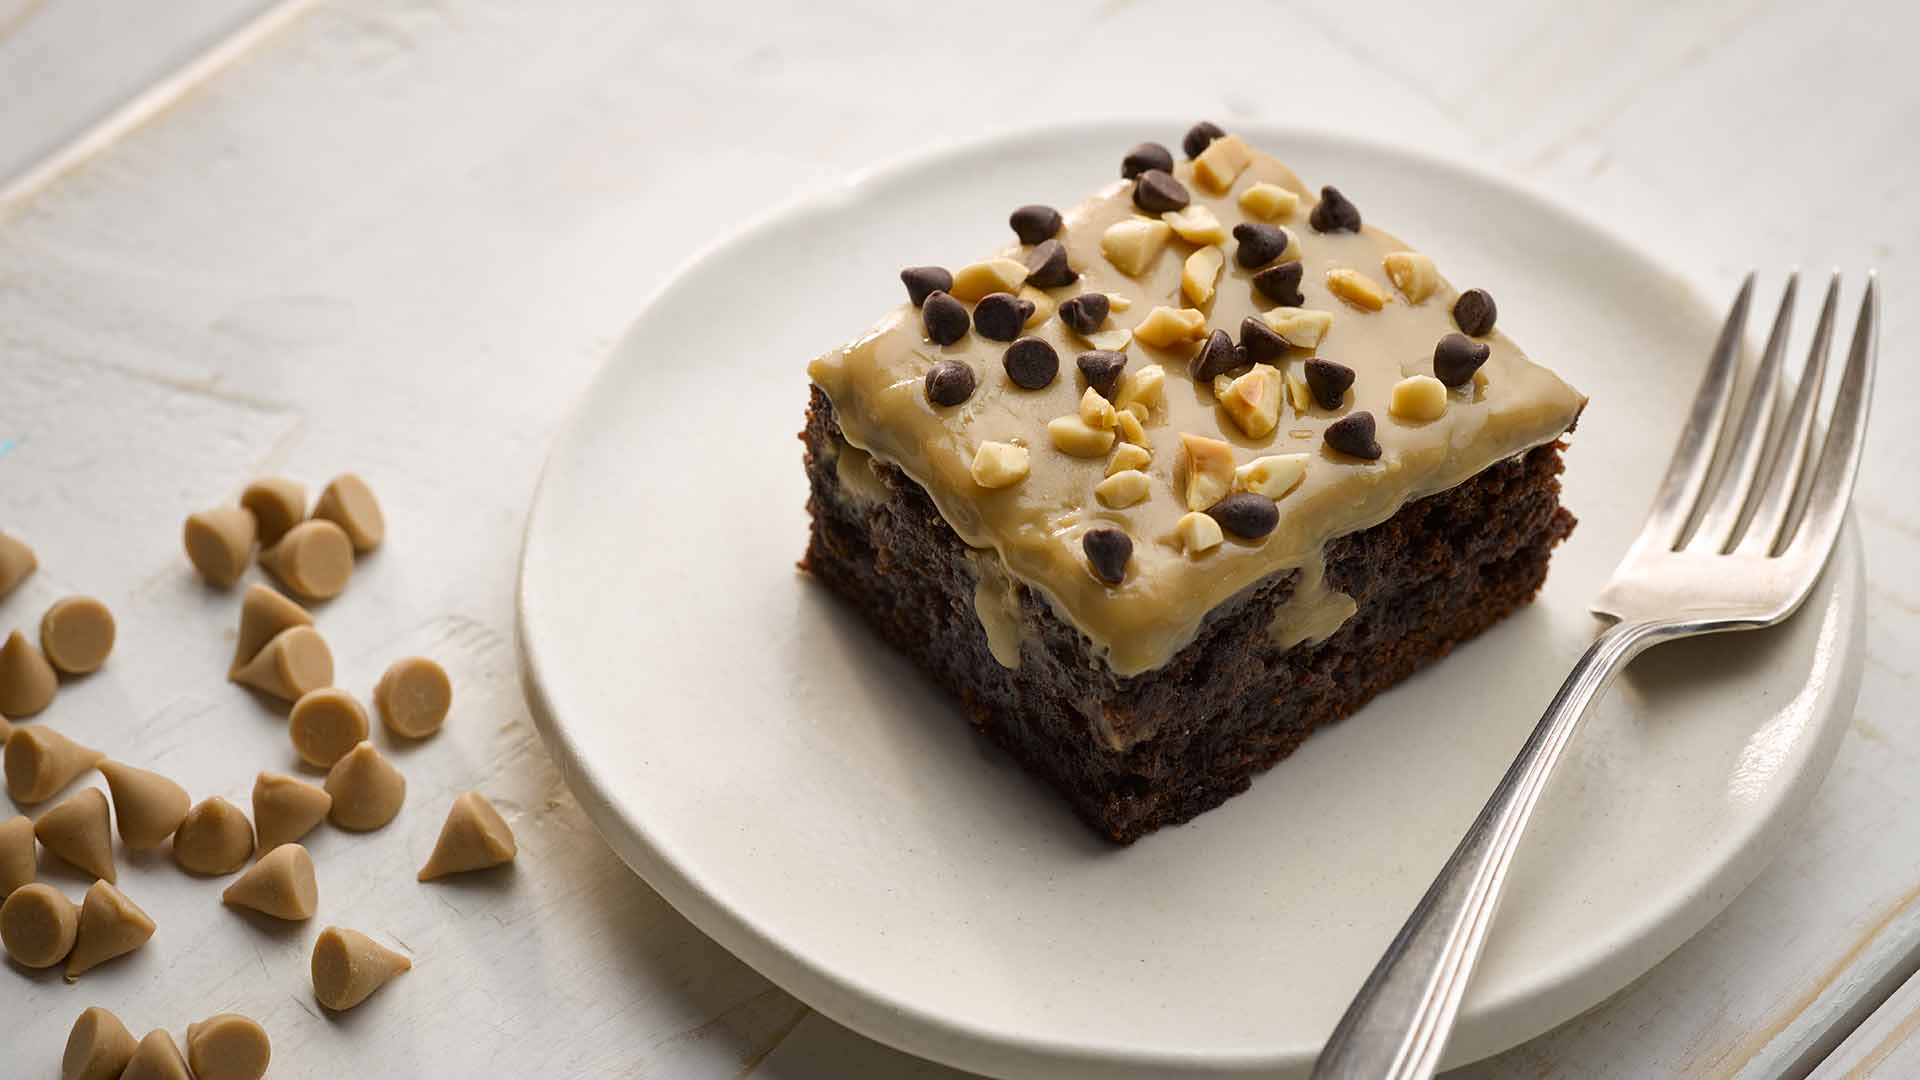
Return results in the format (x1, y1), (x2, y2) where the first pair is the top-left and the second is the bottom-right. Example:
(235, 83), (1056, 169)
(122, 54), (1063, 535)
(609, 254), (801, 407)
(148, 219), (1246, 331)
(312, 926), (412, 1010)
(35, 788), (116, 883)
(1175, 511), (1224, 555)
(1179, 434), (1236, 511)
(98, 760), (190, 850)
(1106, 443), (1152, 476)
(375, 656), (452, 739)
(1094, 470), (1151, 509)
(238, 478), (305, 546)
(948, 257), (1030, 302)
(40, 596), (115, 676)
(0, 531), (35, 599)
(1046, 415), (1116, 459)
(1, 815), (35, 897)
(229, 583), (312, 678)
(1238, 182), (1299, 220)
(5, 725), (102, 804)
(1390, 374), (1450, 421)
(1326, 267), (1389, 311)
(1192, 133), (1253, 193)
(251, 771), (332, 852)
(0, 628), (58, 718)
(419, 792), (518, 881)
(1131, 306), (1206, 348)
(1161, 205), (1228, 245)
(289, 687), (370, 768)
(183, 508), (256, 588)
(1219, 365), (1284, 439)
(969, 442), (1030, 490)
(62, 1006), (136, 1080)
(1, 882), (79, 967)
(1182, 247), (1225, 306)
(1383, 251), (1438, 304)
(311, 473), (384, 552)
(325, 741), (405, 831)
(223, 843), (318, 920)
(122, 1029), (192, 1080)
(259, 520), (353, 601)
(232, 625), (333, 703)
(1100, 217), (1172, 276)
(185, 1014), (271, 1080)
(66, 880), (154, 978)
(172, 797), (254, 876)
(1237, 454), (1310, 499)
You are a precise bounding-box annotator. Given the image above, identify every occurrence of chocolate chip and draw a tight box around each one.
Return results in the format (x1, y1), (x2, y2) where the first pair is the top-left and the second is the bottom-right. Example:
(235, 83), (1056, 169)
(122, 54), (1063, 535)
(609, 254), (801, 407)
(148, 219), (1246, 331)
(1191, 329), (1242, 382)
(1076, 351), (1128, 399)
(1232, 223), (1292, 269)
(1239, 316), (1288, 363)
(1058, 292), (1110, 336)
(1182, 121), (1226, 160)
(1324, 412), (1382, 460)
(1024, 239), (1076, 289)
(973, 292), (1034, 342)
(1207, 493), (1279, 540)
(1003, 337), (1059, 390)
(1453, 288), (1497, 336)
(1303, 358), (1355, 410)
(1121, 141), (1174, 180)
(1082, 528), (1133, 586)
(924, 360), (976, 407)
(1010, 204), (1062, 246)
(922, 291), (969, 345)
(1433, 332), (1492, 386)
(901, 266), (952, 307)
(1132, 169), (1190, 214)
(1252, 261), (1305, 306)
(1309, 185), (1362, 233)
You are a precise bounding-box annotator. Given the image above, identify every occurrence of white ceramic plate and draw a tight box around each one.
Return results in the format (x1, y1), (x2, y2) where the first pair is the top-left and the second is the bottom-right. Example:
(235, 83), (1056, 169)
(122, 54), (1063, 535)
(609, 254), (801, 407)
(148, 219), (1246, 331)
(518, 122), (1864, 1079)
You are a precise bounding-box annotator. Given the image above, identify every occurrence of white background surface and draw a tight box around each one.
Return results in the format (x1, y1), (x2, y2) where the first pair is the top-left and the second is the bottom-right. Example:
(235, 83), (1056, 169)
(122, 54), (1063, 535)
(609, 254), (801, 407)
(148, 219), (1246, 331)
(1, 1), (1915, 1077)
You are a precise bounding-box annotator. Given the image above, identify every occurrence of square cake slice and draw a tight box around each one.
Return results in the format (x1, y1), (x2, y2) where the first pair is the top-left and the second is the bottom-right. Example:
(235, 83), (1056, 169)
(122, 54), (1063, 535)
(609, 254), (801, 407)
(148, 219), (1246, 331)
(801, 125), (1585, 843)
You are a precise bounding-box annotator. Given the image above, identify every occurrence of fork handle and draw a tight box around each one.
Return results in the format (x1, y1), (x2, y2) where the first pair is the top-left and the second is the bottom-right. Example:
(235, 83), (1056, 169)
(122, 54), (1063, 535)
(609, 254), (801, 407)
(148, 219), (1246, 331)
(1312, 619), (1669, 1080)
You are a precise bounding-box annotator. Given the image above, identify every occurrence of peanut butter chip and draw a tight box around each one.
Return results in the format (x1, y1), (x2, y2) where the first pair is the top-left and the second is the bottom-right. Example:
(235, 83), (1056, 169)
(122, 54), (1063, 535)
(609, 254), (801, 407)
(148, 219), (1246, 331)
(5, 725), (103, 804)
(229, 583), (312, 678)
(289, 687), (370, 767)
(375, 656), (452, 739)
(419, 792), (518, 881)
(62, 1006), (136, 1080)
(66, 879), (154, 978)
(98, 760), (190, 850)
(223, 843), (318, 921)
(123, 1029), (192, 1080)
(324, 741), (406, 831)
(312, 473), (385, 552)
(172, 797), (255, 876)
(186, 1014), (271, 1080)
(1, 815), (36, 897)
(1, 882), (79, 968)
(259, 520), (354, 601)
(35, 788), (116, 883)
(251, 771), (332, 852)
(40, 596), (115, 676)
(0, 531), (36, 599)
(183, 508), (256, 588)
(0, 628), (58, 718)
(239, 477), (306, 546)
(232, 625), (334, 703)
(311, 926), (412, 1011)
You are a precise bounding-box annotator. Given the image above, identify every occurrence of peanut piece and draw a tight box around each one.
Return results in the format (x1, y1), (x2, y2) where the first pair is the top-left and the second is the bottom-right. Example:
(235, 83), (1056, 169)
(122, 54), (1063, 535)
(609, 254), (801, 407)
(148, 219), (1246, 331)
(1237, 454), (1309, 499)
(1115, 409), (1149, 447)
(1176, 511), (1225, 555)
(1179, 433), (1236, 511)
(1047, 415), (1117, 458)
(1238, 182), (1299, 220)
(1100, 218), (1172, 276)
(1260, 307), (1334, 349)
(1182, 247), (1225, 306)
(1220, 364), (1284, 439)
(1390, 374), (1449, 421)
(1094, 470), (1151, 509)
(1383, 251), (1438, 304)
(1192, 134), (1253, 193)
(1114, 364), (1167, 416)
(949, 257), (1030, 302)
(970, 442), (1030, 488)
(1162, 205), (1228, 245)
(1079, 387), (1117, 430)
(1107, 443), (1152, 475)
(1131, 307), (1206, 348)
(1326, 267), (1388, 311)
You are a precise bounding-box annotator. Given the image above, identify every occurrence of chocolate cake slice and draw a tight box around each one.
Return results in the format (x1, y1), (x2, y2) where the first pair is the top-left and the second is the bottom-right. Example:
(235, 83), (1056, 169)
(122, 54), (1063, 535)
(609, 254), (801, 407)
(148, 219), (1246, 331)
(802, 124), (1584, 843)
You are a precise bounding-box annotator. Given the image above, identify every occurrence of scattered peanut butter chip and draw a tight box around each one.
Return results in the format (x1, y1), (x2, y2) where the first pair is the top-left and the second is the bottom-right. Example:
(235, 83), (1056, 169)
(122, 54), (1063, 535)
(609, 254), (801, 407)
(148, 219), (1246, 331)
(1175, 510), (1225, 555)
(325, 741), (406, 832)
(969, 442), (1029, 490)
(259, 520), (354, 601)
(232, 625), (333, 703)
(62, 1006), (136, 1080)
(289, 687), (370, 768)
(98, 760), (190, 851)
(1, 815), (36, 897)
(419, 793), (518, 881)
(66, 880), (154, 978)
(1390, 374), (1450, 422)
(238, 478), (306, 547)
(5, 725), (102, 804)
(1, 882), (79, 967)
(1179, 434), (1237, 512)
(229, 583), (312, 678)
(185, 1014), (271, 1080)
(1383, 251), (1438, 304)
(223, 843), (318, 921)
(0, 628), (58, 718)
(172, 797), (255, 876)
(251, 771), (331, 852)
(374, 657), (452, 739)
(311, 473), (384, 553)
(122, 1029), (192, 1080)
(36, 788), (116, 883)
(183, 508), (256, 588)
(40, 596), (116, 676)
(312, 926), (412, 1011)
(1238, 182), (1299, 221)
(0, 531), (36, 599)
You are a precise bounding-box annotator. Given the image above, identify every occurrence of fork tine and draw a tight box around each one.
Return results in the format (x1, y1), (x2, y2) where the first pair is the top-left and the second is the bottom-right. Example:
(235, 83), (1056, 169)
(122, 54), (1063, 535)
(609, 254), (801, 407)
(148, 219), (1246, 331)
(1735, 272), (1840, 555)
(1687, 273), (1798, 552)
(1634, 274), (1754, 552)
(1786, 274), (1877, 566)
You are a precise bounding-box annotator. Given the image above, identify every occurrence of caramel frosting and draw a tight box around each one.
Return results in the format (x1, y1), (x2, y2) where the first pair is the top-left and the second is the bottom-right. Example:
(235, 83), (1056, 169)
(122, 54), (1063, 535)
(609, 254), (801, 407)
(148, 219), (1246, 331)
(808, 136), (1585, 677)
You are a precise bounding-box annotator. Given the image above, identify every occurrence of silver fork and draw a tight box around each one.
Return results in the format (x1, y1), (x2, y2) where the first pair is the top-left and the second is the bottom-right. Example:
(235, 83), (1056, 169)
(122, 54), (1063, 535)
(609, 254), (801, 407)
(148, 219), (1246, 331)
(1313, 270), (1879, 1080)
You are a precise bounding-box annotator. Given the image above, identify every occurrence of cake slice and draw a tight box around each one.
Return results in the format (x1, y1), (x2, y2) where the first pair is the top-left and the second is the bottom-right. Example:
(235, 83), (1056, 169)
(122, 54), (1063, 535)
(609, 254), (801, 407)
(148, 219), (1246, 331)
(802, 124), (1585, 843)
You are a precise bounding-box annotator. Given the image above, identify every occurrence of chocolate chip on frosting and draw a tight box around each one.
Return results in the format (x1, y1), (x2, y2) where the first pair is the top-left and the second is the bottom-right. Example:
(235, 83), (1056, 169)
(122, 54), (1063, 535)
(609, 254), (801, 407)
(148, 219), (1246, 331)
(973, 292), (1034, 341)
(900, 266), (952, 307)
(1191, 329), (1242, 382)
(1433, 332), (1493, 386)
(1058, 292), (1110, 336)
(924, 360), (976, 407)
(1236, 316), (1287, 364)
(1207, 492), (1280, 540)
(1232, 223), (1292, 269)
(1023, 238), (1076, 288)
(1082, 528), (1132, 586)
(1252, 261), (1306, 306)
(1076, 351), (1128, 399)
(1325, 412), (1383, 460)
(1131, 169), (1190, 214)
(1303, 358), (1356, 410)
(921, 291), (969, 345)
(1453, 288), (1498, 336)
(1309, 185), (1363, 232)
(1003, 337), (1059, 390)
(1009, 204), (1062, 246)
(1120, 141), (1174, 180)
(1182, 121), (1226, 159)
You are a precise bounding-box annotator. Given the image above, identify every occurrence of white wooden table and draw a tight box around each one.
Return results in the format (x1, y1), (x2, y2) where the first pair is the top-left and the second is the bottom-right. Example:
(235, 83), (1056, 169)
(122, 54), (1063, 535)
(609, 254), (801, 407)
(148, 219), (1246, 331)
(2, 2), (1915, 1076)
